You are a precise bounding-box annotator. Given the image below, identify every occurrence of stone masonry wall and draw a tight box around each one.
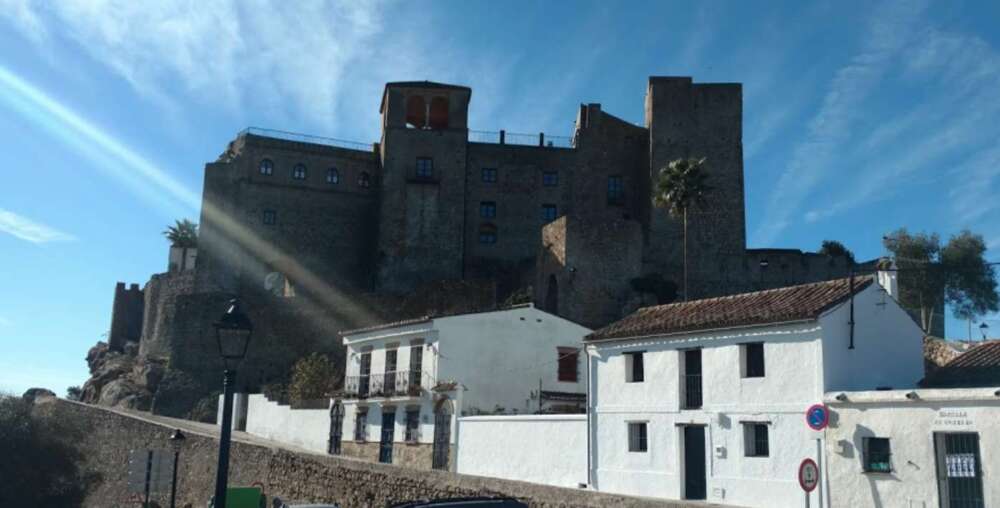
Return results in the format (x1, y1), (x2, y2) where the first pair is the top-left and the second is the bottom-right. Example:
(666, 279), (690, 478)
(36, 399), (706, 508)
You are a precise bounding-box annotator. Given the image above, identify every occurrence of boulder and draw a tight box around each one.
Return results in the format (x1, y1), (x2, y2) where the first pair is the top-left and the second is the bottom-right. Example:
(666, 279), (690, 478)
(22, 387), (56, 404)
(97, 379), (150, 410)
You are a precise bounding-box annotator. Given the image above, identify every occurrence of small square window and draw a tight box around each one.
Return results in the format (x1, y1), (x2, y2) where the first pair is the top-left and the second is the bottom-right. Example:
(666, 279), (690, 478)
(543, 171), (558, 186)
(259, 159), (273, 175)
(482, 168), (497, 183)
(479, 224), (497, 244)
(541, 204), (558, 223)
(625, 352), (644, 383)
(863, 438), (892, 473)
(480, 202), (496, 219)
(326, 168), (339, 184)
(358, 172), (371, 188)
(262, 210), (277, 225)
(607, 175), (624, 205)
(743, 423), (769, 457)
(743, 342), (765, 378)
(416, 157), (434, 179)
(628, 422), (647, 452)
(292, 164), (307, 180)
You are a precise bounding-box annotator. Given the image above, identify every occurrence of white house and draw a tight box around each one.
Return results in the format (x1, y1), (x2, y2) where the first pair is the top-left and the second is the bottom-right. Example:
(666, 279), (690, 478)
(584, 275), (925, 507)
(824, 387), (999, 508)
(334, 303), (591, 471)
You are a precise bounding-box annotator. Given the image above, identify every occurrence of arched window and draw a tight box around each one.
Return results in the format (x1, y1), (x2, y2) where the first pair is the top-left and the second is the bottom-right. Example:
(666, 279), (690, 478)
(259, 159), (273, 175)
(405, 95), (426, 128)
(326, 168), (340, 184)
(328, 401), (344, 455)
(358, 172), (371, 188)
(478, 223), (497, 245)
(292, 163), (307, 180)
(429, 97), (449, 130)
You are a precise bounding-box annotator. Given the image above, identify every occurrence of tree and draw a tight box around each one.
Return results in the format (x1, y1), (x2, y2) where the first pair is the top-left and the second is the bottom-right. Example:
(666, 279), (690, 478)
(819, 240), (856, 265)
(0, 393), (93, 506)
(65, 386), (82, 401)
(288, 353), (338, 405)
(883, 228), (998, 333)
(163, 219), (198, 271)
(653, 157), (711, 301)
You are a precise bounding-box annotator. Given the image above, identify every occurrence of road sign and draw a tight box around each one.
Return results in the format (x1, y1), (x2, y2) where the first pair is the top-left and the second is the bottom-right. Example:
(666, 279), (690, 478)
(799, 458), (819, 492)
(805, 404), (829, 431)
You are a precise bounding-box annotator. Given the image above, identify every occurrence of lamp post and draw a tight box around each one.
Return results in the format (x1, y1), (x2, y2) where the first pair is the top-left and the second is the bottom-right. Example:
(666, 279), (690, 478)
(168, 428), (186, 508)
(212, 299), (253, 508)
(981, 322), (990, 341)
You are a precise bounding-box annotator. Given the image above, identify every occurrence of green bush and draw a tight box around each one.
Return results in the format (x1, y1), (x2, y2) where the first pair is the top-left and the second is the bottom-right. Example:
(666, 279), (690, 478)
(288, 353), (337, 405)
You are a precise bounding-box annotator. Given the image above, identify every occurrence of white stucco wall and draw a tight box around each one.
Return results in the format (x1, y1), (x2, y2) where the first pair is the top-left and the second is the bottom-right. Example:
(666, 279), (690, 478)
(436, 306), (590, 415)
(589, 322), (826, 507)
(825, 389), (1000, 508)
(240, 394), (331, 454)
(456, 414), (587, 488)
(819, 283), (924, 392)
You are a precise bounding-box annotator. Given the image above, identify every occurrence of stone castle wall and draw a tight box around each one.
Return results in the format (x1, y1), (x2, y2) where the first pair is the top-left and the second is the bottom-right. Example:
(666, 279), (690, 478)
(36, 399), (698, 508)
(108, 282), (144, 352)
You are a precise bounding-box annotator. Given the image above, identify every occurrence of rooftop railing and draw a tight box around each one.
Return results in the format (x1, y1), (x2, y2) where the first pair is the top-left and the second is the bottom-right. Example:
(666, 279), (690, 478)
(469, 129), (574, 149)
(239, 127), (373, 152)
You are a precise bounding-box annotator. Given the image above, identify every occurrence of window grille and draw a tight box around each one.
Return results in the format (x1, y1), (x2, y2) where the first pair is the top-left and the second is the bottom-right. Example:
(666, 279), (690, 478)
(354, 411), (368, 441)
(864, 437), (892, 472)
(628, 422), (648, 452)
(743, 423), (770, 457)
(405, 410), (420, 442)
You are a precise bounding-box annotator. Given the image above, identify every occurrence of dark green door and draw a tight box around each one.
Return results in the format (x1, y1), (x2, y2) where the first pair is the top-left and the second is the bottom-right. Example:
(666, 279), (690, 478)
(683, 425), (706, 500)
(379, 410), (395, 464)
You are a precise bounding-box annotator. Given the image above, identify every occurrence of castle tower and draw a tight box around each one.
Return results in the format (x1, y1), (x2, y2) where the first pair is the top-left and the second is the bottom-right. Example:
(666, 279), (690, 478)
(643, 77), (746, 299)
(108, 282), (144, 351)
(376, 82), (472, 292)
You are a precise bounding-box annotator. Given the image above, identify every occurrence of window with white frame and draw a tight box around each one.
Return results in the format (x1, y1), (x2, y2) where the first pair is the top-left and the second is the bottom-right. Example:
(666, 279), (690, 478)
(628, 422), (648, 452)
(743, 422), (770, 457)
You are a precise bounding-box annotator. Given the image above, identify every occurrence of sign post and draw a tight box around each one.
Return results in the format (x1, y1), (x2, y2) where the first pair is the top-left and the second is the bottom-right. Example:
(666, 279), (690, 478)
(799, 458), (819, 508)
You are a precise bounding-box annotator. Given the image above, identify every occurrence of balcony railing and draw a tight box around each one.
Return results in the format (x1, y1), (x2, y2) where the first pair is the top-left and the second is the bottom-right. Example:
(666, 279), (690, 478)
(344, 370), (433, 399)
(239, 127), (372, 152)
(468, 129), (574, 148)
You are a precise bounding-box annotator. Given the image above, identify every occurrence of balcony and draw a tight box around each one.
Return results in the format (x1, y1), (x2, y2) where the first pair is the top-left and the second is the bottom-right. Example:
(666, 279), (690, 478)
(344, 370), (433, 399)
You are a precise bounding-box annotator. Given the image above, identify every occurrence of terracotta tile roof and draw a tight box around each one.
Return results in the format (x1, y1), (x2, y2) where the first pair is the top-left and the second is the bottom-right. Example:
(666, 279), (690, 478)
(586, 276), (874, 341)
(923, 341), (1000, 388)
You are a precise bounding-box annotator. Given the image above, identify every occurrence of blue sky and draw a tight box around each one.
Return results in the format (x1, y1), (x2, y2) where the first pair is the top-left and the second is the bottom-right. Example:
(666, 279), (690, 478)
(1, 0), (998, 395)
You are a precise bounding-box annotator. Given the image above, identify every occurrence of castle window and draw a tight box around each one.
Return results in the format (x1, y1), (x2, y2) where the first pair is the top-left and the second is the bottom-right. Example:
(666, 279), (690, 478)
(543, 171), (558, 186)
(482, 168), (497, 183)
(262, 210), (277, 225)
(607, 175), (624, 205)
(541, 204), (558, 223)
(292, 164), (307, 180)
(406, 95), (426, 128)
(259, 159), (273, 175)
(429, 97), (449, 130)
(416, 157), (434, 179)
(358, 172), (371, 188)
(326, 168), (339, 184)
(479, 223), (497, 245)
(480, 201), (496, 219)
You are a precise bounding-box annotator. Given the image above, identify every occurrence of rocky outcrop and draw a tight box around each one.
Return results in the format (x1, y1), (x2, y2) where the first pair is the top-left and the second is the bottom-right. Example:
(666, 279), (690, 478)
(79, 341), (157, 412)
(22, 387), (56, 404)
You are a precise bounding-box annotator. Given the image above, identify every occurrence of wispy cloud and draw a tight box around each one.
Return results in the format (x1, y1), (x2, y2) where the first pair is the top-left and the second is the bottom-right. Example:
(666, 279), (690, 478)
(751, 0), (927, 245)
(0, 208), (75, 243)
(1, 1), (386, 134)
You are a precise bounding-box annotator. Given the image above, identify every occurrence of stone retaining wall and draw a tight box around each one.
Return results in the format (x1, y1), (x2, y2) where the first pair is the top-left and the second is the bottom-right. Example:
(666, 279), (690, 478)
(36, 399), (718, 508)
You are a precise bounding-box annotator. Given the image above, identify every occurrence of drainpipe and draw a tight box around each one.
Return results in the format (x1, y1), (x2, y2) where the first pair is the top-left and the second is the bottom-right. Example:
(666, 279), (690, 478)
(586, 346), (594, 488)
(848, 269), (855, 350)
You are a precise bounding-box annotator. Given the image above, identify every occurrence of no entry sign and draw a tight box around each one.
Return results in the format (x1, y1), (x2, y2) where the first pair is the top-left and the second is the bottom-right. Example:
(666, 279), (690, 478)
(799, 458), (819, 492)
(805, 404), (829, 431)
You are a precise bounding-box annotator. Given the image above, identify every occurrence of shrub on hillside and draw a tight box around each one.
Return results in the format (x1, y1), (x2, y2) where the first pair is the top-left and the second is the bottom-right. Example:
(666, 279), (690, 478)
(288, 353), (337, 405)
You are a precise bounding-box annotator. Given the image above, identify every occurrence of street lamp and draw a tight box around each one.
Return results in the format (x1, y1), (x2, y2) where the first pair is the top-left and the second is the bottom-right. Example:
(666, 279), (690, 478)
(168, 428), (186, 508)
(212, 298), (253, 508)
(981, 322), (990, 341)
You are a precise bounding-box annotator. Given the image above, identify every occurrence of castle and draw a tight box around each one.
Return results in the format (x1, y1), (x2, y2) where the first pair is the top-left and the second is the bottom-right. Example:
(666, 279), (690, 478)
(89, 77), (861, 418)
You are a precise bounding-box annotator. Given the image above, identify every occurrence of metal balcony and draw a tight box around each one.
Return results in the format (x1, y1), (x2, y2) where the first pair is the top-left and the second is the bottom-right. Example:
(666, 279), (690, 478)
(344, 370), (432, 399)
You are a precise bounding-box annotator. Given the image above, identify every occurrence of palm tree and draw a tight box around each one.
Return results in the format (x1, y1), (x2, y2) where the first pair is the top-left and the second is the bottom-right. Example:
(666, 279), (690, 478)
(653, 157), (710, 301)
(163, 219), (198, 271)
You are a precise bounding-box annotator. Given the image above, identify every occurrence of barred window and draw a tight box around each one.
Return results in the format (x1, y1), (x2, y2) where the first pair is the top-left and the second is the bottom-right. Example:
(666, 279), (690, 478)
(292, 163), (307, 180)
(628, 422), (647, 452)
(863, 437), (892, 473)
(405, 409), (420, 442)
(743, 423), (769, 457)
(543, 171), (558, 186)
(326, 168), (340, 184)
(480, 201), (496, 219)
(542, 204), (558, 223)
(354, 410), (368, 441)
(607, 175), (624, 204)
(262, 210), (276, 225)
(259, 158), (273, 175)
(482, 168), (497, 183)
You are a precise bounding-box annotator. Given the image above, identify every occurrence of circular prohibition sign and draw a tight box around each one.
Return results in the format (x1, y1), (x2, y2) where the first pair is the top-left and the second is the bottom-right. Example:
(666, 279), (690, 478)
(799, 458), (819, 492)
